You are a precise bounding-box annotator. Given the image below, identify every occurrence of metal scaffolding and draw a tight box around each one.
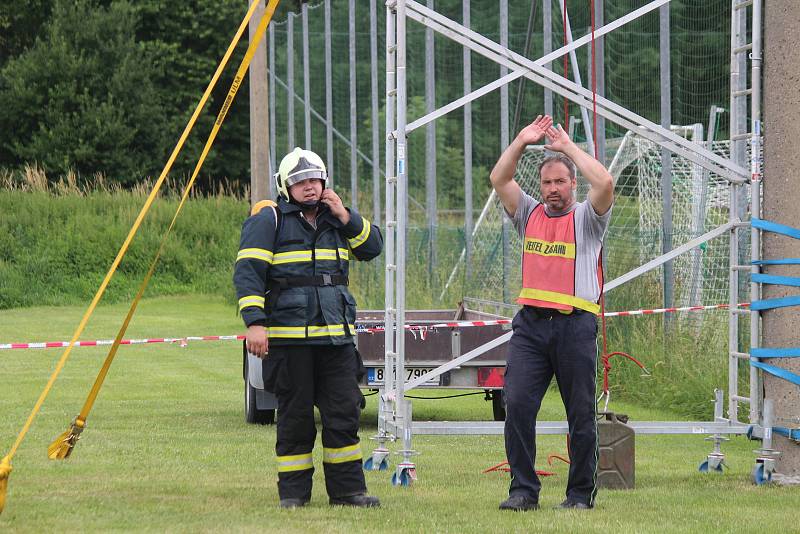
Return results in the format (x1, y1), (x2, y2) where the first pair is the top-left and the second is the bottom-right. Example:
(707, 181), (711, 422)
(254, 0), (768, 485)
(372, 0), (765, 486)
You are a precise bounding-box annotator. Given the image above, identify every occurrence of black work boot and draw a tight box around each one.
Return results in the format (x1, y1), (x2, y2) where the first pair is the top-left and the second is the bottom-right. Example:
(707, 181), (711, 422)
(279, 498), (309, 509)
(499, 494), (540, 511)
(556, 498), (592, 510)
(329, 493), (381, 508)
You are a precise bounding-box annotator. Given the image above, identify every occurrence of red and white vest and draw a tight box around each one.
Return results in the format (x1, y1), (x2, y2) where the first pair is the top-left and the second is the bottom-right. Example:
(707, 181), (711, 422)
(517, 204), (602, 314)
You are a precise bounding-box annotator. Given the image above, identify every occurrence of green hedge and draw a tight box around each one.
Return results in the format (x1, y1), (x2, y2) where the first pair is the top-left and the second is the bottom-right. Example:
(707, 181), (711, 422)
(0, 189), (247, 309)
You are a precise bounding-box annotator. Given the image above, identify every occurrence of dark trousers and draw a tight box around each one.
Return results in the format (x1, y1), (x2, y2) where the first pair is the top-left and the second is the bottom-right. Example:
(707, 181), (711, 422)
(263, 343), (366, 501)
(503, 306), (599, 506)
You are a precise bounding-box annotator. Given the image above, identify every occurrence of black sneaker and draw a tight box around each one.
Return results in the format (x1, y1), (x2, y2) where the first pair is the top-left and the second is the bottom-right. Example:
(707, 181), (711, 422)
(556, 499), (592, 510)
(329, 493), (381, 508)
(279, 498), (309, 509)
(499, 495), (540, 511)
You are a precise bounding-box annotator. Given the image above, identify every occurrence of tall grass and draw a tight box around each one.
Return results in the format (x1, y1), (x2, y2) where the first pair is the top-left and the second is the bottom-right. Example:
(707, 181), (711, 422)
(0, 165), (245, 309)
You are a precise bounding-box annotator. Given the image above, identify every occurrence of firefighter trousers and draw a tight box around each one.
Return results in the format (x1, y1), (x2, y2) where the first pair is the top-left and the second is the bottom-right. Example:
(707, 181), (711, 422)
(503, 306), (599, 506)
(263, 343), (367, 501)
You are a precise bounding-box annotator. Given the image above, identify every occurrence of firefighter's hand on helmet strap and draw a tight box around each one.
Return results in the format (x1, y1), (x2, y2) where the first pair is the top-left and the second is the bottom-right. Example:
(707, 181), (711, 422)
(321, 189), (350, 225)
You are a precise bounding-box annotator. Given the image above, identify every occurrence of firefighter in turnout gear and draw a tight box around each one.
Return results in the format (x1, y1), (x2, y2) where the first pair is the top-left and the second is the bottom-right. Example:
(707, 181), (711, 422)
(234, 148), (383, 508)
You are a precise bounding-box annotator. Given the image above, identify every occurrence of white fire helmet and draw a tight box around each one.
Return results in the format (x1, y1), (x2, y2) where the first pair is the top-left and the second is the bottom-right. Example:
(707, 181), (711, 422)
(275, 147), (327, 202)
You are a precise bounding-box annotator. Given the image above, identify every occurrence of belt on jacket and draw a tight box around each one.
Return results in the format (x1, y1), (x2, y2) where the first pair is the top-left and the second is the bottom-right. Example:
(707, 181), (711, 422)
(267, 274), (349, 310)
(270, 274), (348, 290)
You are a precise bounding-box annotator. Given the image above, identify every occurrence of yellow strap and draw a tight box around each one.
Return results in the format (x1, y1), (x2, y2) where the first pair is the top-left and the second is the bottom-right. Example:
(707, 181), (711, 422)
(0, 0), (276, 467)
(517, 288), (601, 314)
(73, 0), (282, 425)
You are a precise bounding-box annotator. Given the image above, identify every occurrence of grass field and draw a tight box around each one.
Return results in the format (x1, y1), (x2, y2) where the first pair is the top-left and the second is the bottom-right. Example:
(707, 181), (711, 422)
(0, 296), (795, 533)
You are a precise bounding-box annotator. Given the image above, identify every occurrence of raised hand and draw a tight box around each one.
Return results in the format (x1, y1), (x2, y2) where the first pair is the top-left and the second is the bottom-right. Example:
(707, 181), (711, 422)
(544, 123), (574, 154)
(517, 115), (553, 145)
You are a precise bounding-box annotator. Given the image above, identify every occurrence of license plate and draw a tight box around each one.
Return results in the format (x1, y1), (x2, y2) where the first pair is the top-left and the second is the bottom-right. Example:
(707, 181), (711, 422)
(367, 367), (440, 386)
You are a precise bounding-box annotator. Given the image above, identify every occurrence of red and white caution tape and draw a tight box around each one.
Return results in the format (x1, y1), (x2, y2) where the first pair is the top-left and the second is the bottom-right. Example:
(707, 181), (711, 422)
(1, 335), (244, 351)
(601, 302), (749, 318)
(0, 302), (750, 350)
(356, 320), (512, 334)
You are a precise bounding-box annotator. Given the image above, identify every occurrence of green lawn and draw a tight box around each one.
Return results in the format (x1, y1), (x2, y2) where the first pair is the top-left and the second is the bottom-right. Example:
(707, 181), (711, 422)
(0, 296), (795, 533)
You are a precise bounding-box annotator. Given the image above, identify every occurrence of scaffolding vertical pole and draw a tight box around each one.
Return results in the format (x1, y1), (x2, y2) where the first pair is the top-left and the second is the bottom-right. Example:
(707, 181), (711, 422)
(749, 0), (763, 425)
(659, 2), (674, 318)
(728, 0), (746, 422)
(463, 0), (473, 283)
(369, 0), (396, 469)
(394, 0), (415, 483)
(426, 0), (437, 282)
(287, 13), (295, 150)
(385, 2), (396, 401)
(302, 2), (311, 149)
(396, 0), (408, 440)
(324, 0), (334, 189)
(349, 0), (359, 209)
(543, 0), (553, 118)
(500, 0), (511, 304)
(370, 0), (381, 223)
(268, 24), (277, 199)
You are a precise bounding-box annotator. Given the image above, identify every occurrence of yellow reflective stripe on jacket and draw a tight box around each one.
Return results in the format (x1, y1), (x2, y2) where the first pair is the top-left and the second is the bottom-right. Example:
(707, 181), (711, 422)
(236, 247), (274, 263)
(238, 295), (265, 311)
(268, 324), (355, 339)
(517, 288), (601, 314)
(314, 248), (349, 261)
(347, 219), (371, 249)
(277, 452), (313, 472)
(272, 250), (312, 264)
(272, 248), (349, 264)
(323, 444), (362, 464)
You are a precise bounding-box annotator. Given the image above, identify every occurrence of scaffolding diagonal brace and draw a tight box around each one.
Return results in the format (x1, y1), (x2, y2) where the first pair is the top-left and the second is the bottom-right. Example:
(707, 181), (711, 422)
(405, 0), (748, 183)
(604, 221), (739, 293)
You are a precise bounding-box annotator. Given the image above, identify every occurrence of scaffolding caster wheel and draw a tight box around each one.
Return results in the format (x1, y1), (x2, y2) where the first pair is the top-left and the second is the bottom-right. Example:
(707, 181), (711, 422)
(698, 454), (724, 473)
(751, 463), (773, 486)
(392, 464), (417, 487)
(698, 460), (724, 473)
(364, 456), (389, 471)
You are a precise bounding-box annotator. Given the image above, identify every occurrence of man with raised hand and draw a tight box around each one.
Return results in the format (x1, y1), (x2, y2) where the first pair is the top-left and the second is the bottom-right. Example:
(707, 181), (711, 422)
(490, 115), (613, 511)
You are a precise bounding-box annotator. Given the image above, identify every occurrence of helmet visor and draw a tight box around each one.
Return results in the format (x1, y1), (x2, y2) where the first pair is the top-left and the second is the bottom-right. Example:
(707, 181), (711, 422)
(285, 169), (327, 187)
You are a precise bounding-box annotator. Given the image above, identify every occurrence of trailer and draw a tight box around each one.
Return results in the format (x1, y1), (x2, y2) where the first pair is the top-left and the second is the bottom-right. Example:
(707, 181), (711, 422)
(243, 302), (513, 424)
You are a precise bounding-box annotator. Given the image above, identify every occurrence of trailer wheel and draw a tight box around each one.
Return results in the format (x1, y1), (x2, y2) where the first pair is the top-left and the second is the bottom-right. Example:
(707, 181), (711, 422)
(491, 390), (506, 421)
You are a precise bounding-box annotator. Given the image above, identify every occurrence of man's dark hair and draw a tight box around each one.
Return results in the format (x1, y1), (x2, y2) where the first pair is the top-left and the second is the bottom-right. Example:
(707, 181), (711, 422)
(537, 154), (576, 180)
